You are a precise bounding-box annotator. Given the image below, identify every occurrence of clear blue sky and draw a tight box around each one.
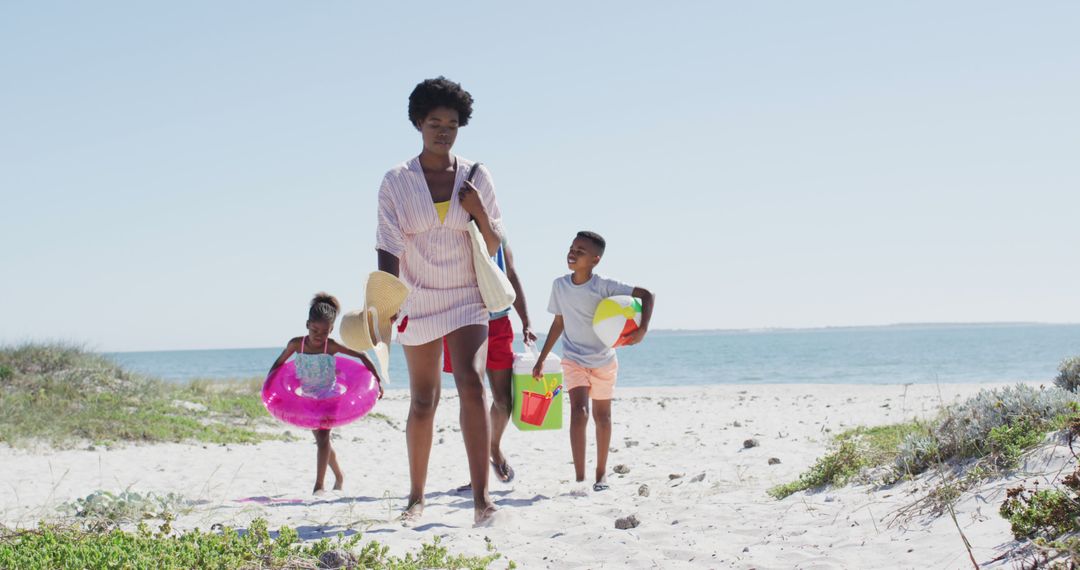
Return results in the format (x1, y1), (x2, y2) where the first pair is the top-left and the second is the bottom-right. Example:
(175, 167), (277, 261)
(2, 2), (1078, 352)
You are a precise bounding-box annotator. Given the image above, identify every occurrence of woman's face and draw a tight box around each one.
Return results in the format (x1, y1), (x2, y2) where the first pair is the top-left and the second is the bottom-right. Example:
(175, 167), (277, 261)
(417, 106), (460, 156)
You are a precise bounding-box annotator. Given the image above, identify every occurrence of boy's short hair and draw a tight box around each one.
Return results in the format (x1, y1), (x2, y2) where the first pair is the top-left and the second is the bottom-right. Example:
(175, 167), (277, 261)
(576, 231), (606, 256)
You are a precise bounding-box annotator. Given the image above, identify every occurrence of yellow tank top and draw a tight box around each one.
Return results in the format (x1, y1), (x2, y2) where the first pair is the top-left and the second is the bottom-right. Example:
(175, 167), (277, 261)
(433, 200), (450, 223)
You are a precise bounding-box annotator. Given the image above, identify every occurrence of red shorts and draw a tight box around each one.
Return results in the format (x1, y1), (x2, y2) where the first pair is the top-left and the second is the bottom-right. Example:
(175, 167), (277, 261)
(443, 316), (514, 373)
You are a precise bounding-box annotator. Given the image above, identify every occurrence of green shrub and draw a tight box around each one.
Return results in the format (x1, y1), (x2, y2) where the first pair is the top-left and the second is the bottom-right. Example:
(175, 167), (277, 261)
(0, 343), (279, 448)
(1000, 488), (1078, 539)
(1000, 467), (1080, 540)
(0, 518), (509, 570)
(769, 422), (924, 499)
(987, 416), (1045, 467)
(769, 440), (865, 499)
(894, 384), (1077, 476)
(772, 385), (1080, 501)
(1055, 356), (1080, 393)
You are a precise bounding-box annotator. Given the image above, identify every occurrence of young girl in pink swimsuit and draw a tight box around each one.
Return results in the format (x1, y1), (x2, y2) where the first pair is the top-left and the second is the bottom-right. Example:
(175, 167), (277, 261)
(268, 292), (383, 494)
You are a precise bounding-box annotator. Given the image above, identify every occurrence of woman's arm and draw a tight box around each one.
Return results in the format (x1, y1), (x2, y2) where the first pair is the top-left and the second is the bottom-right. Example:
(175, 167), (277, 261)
(503, 243), (536, 343)
(378, 249), (400, 277)
(376, 173), (405, 275)
(532, 315), (564, 379)
(460, 179), (501, 256)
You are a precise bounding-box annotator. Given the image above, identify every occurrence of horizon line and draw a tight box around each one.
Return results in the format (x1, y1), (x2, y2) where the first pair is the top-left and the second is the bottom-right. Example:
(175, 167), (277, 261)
(97, 320), (1080, 354)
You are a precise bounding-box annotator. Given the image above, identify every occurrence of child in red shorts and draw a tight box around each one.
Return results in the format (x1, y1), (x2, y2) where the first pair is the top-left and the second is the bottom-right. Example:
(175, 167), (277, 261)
(444, 242), (536, 484)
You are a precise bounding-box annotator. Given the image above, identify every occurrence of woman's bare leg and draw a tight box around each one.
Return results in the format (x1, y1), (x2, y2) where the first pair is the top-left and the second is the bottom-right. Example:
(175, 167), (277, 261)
(402, 339), (442, 519)
(446, 324), (497, 524)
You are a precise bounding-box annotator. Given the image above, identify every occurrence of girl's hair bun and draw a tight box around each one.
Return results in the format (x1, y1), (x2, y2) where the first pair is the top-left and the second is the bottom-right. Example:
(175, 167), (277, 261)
(309, 292), (340, 322)
(311, 292), (340, 311)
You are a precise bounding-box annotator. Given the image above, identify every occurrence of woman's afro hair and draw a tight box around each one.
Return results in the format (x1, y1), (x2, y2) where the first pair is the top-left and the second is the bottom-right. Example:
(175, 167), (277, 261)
(408, 76), (474, 129)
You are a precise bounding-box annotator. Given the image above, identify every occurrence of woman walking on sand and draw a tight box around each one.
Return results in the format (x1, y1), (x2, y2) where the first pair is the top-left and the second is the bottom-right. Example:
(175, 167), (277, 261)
(375, 77), (505, 526)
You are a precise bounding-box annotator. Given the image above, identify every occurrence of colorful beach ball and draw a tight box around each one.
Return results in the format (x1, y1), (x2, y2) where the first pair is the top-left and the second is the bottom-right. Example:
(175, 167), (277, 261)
(592, 295), (642, 348)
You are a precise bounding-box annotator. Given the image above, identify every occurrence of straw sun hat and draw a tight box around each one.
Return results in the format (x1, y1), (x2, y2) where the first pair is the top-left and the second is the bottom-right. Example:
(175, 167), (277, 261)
(340, 271), (409, 381)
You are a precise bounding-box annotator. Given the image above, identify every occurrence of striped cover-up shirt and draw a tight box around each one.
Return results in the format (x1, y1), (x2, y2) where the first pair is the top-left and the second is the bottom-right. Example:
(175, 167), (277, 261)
(376, 155), (505, 346)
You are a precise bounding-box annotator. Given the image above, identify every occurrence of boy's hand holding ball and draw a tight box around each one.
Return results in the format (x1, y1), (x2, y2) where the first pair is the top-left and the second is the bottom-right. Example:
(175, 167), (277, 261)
(620, 327), (648, 346)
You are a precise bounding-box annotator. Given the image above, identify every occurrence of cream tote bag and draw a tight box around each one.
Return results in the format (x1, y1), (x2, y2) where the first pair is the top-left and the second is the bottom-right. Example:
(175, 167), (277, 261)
(465, 163), (516, 313)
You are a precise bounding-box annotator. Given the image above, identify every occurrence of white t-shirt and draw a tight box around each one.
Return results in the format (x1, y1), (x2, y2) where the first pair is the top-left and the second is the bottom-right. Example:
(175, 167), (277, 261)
(547, 273), (634, 368)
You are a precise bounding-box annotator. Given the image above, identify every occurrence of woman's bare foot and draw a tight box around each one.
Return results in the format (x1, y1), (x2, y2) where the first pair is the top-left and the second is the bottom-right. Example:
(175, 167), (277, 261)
(312, 487), (327, 496)
(399, 500), (424, 526)
(474, 504), (498, 527)
(333, 476), (344, 491)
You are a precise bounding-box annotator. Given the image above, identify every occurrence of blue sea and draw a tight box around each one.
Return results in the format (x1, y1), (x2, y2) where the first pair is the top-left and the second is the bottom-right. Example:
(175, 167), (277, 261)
(104, 324), (1080, 388)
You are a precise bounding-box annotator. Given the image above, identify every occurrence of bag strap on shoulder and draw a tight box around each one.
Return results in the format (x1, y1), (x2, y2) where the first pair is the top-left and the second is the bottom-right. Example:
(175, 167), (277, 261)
(466, 162), (482, 183)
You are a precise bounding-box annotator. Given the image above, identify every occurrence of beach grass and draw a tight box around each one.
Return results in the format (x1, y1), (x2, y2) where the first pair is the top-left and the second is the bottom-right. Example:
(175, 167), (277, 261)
(0, 517), (511, 570)
(770, 383), (1080, 500)
(0, 343), (280, 448)
(767, 421), (925, 499)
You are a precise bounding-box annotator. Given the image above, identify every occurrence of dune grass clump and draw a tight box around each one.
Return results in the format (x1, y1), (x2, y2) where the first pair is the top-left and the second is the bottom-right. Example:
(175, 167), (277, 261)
(771, 384), (1080, 500)
(768, 422), (924, 499)
(894, 384), (1079, 475)
(1054, 356), (1080, 393)
(0, 518), (511, 570)
(0, 343), (279, 448)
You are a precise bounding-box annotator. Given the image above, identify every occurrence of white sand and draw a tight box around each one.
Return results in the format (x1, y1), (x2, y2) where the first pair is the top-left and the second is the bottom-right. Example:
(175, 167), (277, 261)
(1, 382), (1071, 569)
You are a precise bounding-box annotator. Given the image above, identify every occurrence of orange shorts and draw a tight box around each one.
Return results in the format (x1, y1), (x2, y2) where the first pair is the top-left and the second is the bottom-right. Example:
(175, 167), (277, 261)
(561, 358), (619, 400)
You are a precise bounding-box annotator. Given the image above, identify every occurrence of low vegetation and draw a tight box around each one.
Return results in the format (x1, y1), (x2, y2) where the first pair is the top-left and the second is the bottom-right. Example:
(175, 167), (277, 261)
(768, 422), (924, 499)
(769, 383), (1080, 500)
(0, 343), (279, 448)
(0, 517), (511, 570)
(58, 490), (190, 532)
(1055, 356), (1080, 393)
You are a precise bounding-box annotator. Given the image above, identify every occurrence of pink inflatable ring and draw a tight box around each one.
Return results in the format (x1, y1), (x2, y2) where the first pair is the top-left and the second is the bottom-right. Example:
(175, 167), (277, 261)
(262, 357), (378, 429)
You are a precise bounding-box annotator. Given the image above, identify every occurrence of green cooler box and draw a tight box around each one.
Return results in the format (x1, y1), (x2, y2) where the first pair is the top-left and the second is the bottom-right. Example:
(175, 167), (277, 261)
(511, 349), (564, 431)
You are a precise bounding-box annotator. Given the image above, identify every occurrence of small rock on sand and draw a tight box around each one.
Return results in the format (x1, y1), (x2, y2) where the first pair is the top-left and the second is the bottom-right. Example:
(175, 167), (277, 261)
(614, 464), (631, 474)
(690, 473), (705, 483)
(638, 484), (650, 497)
(743, 438), (760, 449)
(768, 457), (781, 465)
(669, 473), (684, 480)
(615, 514), (640, 530)
(625, 440), (639, 448)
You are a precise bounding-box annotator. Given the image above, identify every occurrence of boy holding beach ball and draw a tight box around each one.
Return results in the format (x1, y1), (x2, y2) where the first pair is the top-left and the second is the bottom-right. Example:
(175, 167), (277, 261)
(532, 231), (655, 491)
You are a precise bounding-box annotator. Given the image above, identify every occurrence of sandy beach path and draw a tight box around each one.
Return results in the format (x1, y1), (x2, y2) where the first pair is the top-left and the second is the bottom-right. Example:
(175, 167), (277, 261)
(1, 383), (1057, 569)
